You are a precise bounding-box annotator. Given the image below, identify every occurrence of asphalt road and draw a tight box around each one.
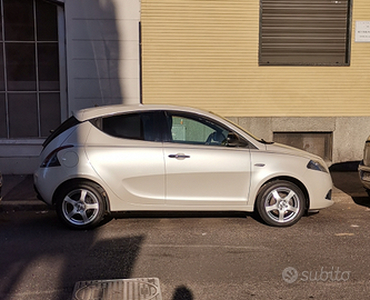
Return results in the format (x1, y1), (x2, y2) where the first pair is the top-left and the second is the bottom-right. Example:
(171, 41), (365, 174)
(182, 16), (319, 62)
(1, 171), (370, 300)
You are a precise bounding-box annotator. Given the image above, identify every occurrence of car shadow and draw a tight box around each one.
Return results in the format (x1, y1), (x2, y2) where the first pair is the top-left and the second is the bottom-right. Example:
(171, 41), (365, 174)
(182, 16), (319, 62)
(329, 161), (370, 208)
(0, 210), (146, 300)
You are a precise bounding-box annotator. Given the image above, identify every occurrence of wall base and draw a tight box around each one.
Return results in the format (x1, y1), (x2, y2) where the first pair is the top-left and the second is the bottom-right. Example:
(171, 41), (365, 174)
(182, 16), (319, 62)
(227, 116), (370, 165)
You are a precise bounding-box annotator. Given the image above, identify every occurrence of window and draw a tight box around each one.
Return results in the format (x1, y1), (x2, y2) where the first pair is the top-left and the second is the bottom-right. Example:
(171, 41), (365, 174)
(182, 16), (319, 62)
(168, 114), (229, 146)
(101, 112), (163, 142)
(0, 0), (61, 138)
(259, 0), (351, 66)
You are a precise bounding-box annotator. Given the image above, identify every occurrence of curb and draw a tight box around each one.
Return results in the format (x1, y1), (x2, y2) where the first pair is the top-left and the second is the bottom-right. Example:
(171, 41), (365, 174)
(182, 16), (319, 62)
(0, 174), (50, 212)
(0, 200), (50, 212)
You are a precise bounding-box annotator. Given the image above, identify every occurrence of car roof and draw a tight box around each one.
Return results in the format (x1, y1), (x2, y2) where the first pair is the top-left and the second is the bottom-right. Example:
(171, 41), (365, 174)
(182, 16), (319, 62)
(72, 104), (212, 122)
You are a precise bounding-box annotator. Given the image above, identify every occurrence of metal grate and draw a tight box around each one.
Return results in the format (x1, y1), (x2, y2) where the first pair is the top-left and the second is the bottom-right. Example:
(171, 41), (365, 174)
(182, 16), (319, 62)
(72, 278), (162, 300)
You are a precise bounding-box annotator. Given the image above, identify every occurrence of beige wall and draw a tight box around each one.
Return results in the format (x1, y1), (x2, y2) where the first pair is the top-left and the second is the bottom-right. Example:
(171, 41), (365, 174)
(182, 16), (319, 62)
(141, 0), (370, 164)
(141, 0), (370, 117)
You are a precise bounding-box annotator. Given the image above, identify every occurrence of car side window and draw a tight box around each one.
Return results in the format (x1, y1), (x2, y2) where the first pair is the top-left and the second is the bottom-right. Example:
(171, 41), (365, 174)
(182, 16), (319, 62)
(100, 112), (162, 142)
(167, 114), (230, 146)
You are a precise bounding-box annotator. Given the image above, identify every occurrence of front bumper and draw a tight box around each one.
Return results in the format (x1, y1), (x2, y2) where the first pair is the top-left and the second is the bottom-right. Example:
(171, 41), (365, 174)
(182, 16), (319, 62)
(358, 161), (370, 190)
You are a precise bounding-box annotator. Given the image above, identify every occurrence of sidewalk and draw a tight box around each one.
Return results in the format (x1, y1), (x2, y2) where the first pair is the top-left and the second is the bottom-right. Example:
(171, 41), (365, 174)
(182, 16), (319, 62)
(0, 174), (353, 212)
(0, 175), (49, 212)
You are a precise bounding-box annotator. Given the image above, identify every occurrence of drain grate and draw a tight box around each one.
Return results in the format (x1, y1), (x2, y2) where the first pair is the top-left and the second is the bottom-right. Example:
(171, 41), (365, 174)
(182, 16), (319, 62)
(72, 278), (162, 300)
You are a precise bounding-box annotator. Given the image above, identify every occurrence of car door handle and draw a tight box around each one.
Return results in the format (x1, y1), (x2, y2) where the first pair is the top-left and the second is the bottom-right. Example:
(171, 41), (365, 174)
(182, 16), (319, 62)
(168, 153), (190, 159)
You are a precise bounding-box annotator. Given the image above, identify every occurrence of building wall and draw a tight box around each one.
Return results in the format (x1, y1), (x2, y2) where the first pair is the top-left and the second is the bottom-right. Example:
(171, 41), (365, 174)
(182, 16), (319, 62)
(1, 0), (369, 174)
(1, 0), (141, 174)
(0, 0), (62, 174)
(141, 0), (370, 164)
(227, 116), (370, 164)
(65, 0), (141, 111)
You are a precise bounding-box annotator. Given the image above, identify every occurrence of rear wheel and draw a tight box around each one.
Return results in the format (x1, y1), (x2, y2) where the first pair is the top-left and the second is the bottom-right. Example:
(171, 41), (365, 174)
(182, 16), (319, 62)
(256, 180), (305, 227)
(56, 181), (107, 229)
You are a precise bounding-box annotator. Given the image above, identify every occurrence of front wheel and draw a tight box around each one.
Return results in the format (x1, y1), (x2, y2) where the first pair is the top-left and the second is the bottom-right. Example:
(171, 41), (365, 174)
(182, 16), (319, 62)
(256, 180), (305, 227)
(56, 181), (107, 229)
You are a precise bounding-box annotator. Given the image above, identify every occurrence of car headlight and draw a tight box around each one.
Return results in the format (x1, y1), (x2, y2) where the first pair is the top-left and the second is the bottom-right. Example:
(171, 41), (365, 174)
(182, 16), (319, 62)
(307, 160), (328, 173)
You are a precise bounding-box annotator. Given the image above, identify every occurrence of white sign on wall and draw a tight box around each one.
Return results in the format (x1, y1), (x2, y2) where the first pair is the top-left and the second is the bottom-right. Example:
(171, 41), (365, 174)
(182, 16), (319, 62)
(355, 21), (370, 42)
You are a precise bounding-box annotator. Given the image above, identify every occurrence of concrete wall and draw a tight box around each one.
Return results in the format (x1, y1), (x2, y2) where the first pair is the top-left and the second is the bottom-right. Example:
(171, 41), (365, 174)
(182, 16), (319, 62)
(65, 0), (141, 111)
(1, 0), (368, 174)
(1, 0), (141, 174)
(228, 116), (370, 165)
(0, 140), (42, 174)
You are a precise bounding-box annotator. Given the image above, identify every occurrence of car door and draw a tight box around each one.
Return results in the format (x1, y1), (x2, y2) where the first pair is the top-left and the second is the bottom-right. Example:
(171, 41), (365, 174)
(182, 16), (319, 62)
(163, 111), (252, 207)
(85, 111), (166, 206)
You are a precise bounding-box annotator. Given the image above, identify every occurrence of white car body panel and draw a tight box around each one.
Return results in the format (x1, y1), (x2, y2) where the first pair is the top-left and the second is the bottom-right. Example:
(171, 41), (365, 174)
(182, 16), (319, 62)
(164, 143), (251, 205)
(249, 148), (332, 210)
(85, 127), (166, 207)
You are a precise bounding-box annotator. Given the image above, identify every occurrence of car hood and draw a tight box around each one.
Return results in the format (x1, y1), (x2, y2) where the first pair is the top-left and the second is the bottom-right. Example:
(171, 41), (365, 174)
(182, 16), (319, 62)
(264, 142), (323, 161)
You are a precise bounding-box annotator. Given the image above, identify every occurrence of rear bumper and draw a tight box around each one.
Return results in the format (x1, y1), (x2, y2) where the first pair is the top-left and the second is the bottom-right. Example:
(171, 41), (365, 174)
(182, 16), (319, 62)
(33, 182), (48, 205)
(358, 161), (370, 190)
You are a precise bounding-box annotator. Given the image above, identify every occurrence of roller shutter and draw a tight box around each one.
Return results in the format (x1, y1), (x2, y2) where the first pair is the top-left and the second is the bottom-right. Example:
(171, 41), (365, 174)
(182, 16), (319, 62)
(259, 0), (351, 65)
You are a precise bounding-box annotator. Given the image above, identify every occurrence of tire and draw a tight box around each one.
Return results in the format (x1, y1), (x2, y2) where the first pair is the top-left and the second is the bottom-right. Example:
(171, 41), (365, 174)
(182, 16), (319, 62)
(256, 180), (305, 227)
(56, 181), (107, 230)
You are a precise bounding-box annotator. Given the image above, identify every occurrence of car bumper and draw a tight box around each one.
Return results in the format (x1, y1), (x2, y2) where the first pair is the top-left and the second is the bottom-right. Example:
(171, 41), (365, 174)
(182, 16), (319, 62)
(305, 169), (334, 210)
(33, 170), (57, 206)
(358, 161), (370, 190)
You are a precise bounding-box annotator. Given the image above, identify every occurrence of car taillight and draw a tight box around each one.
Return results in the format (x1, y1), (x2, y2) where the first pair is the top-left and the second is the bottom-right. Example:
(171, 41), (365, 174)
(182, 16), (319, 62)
(41, 145), (74, 168)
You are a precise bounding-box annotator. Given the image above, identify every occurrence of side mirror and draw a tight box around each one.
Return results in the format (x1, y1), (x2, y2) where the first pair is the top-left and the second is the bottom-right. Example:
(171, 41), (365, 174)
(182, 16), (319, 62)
(227, 132), (248, 148)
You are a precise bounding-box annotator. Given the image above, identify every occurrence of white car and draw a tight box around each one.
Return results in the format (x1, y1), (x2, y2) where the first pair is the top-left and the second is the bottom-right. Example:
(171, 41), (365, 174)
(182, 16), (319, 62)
(34, 104), (333, 229)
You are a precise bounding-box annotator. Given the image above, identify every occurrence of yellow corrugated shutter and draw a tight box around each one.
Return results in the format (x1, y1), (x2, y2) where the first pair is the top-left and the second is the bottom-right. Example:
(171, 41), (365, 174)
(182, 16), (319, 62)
(141, 0), (370, 117)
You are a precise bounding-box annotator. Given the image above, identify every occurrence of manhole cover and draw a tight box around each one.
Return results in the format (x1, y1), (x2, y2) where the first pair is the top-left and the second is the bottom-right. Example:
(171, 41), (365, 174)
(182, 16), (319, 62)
(72, 278), (162, 300)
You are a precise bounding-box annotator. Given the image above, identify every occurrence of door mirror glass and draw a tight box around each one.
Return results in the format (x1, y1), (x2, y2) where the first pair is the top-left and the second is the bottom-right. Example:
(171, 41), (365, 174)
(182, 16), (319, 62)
(227, 132), (249, 148)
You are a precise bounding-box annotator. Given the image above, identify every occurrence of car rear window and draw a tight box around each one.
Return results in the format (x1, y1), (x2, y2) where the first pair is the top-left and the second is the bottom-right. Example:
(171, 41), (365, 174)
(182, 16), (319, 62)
(42, 116), (80, 148)
(92, 112), (165, 142)
(103, 114), (144, 140)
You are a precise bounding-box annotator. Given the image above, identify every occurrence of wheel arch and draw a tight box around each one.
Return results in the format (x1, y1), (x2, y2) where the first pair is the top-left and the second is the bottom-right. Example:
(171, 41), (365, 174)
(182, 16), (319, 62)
(52, 178), (111, 214)
(254, 176), (309, 212)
